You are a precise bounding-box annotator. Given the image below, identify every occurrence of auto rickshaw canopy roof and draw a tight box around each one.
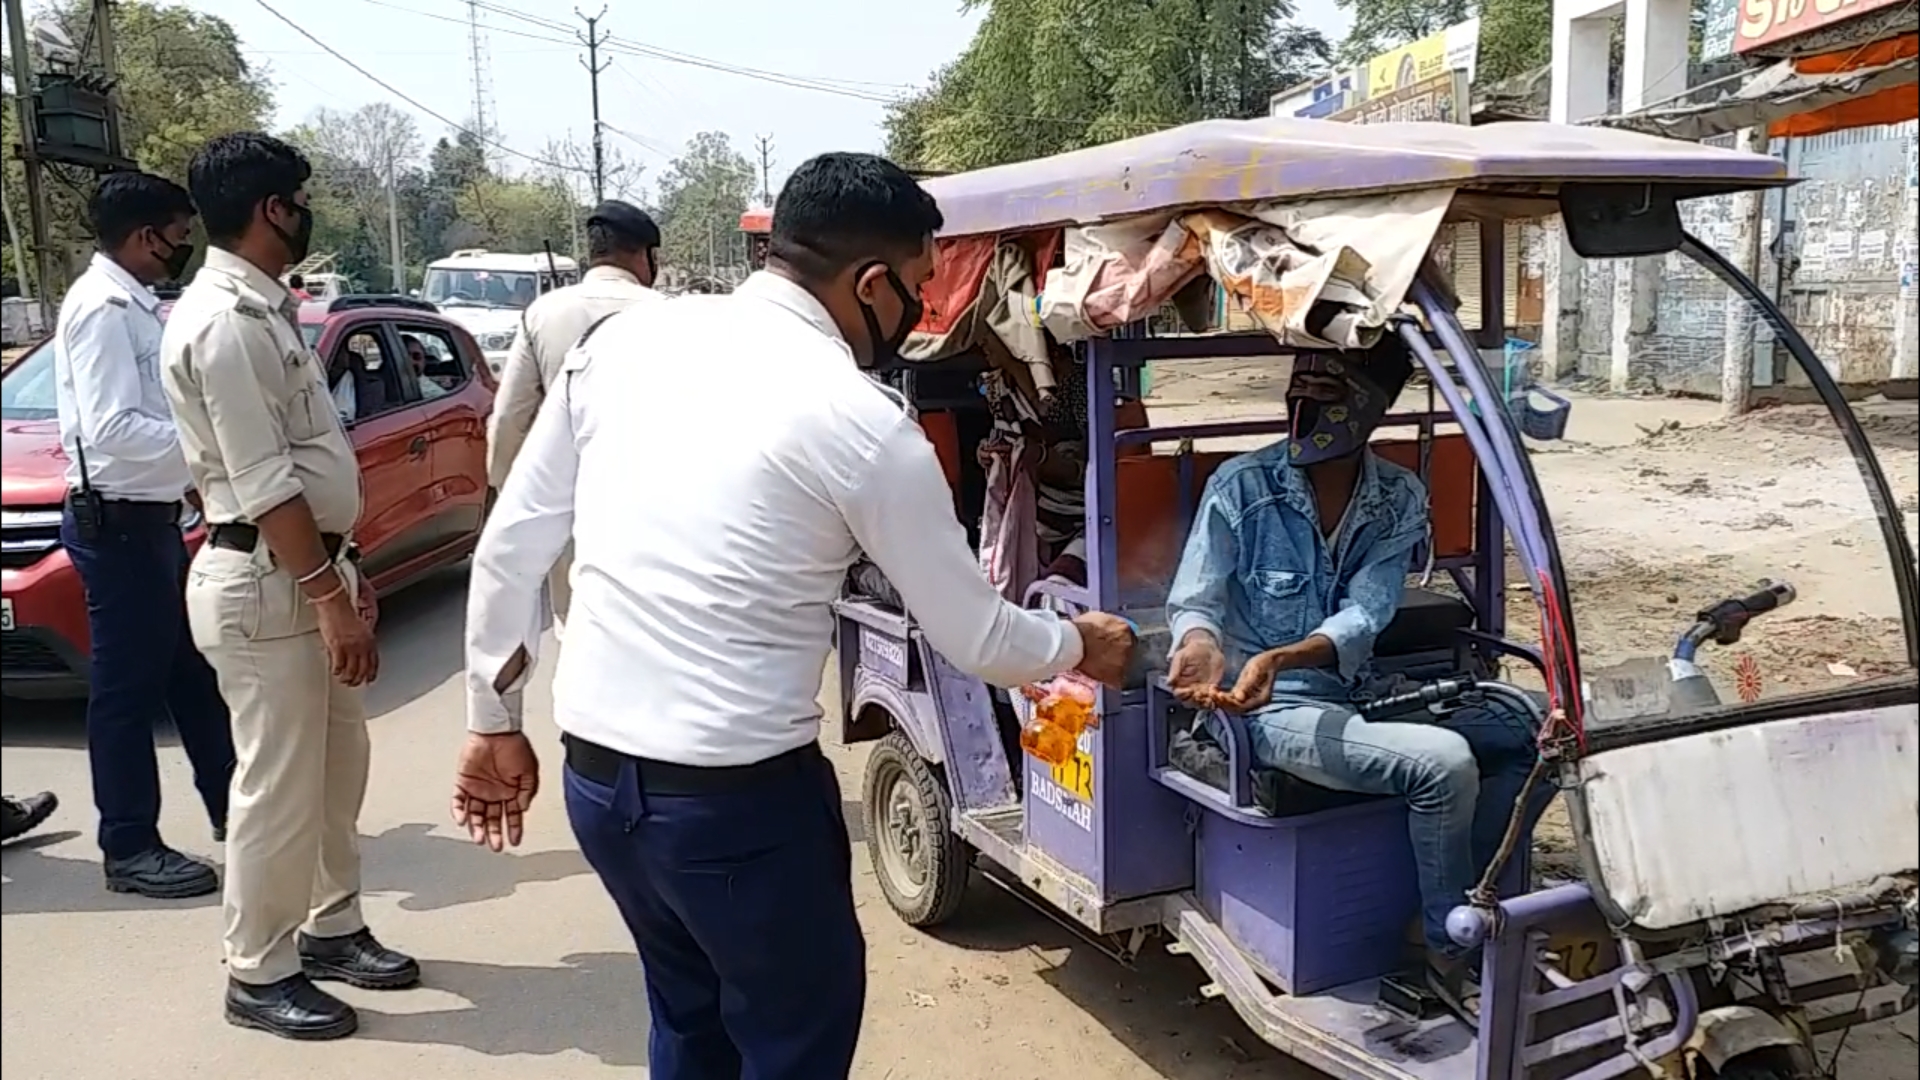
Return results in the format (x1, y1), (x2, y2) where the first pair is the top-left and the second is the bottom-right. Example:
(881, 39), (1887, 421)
(919, 116), (1792, 238)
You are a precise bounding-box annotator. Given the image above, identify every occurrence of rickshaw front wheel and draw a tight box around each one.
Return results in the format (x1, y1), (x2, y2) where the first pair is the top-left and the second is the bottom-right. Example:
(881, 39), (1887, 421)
(862, 731), (970, 928)
(1706, 1046), (1818, 1080)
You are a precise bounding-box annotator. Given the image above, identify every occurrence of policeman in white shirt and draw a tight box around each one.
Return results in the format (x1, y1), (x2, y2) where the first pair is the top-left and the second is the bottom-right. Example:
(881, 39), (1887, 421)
(455, 153), (1135, 1080)
(54, 171), (235, 901)
(486, 199), (662, 634)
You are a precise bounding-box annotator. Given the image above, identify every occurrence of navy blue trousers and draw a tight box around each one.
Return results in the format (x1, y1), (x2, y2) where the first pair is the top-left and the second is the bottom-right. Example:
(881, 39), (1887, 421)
(564, 745), (866, 1079)
(61, 505), (234, 859)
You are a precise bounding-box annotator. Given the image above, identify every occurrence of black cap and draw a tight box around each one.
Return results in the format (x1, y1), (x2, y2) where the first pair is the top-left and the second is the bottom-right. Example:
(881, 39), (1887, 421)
(584, 200), (661, 247)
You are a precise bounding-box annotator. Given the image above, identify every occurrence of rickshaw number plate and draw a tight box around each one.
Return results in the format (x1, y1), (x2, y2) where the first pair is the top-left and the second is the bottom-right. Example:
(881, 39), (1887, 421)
(1545, 932), (1612, 981)
(1048, 734), (1094, 803)
(1583, 656), (1673, 724)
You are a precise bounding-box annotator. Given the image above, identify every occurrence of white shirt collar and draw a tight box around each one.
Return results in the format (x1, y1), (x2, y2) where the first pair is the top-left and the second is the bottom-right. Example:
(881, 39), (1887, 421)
(90, 252), (162, 314)
(582, 264), (640, 285)
(734, 271), (845, 345)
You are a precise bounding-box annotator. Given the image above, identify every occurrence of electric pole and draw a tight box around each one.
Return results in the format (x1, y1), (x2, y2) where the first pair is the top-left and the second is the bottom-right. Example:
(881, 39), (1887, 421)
(386, 147), (404, 293)
(753, 134), (774, 206)
(465, 0), (495, 168)
(577, 7), (609, 204)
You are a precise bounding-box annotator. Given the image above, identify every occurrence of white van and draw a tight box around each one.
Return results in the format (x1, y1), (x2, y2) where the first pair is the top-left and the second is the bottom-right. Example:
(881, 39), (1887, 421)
(422, 249), (581, 375)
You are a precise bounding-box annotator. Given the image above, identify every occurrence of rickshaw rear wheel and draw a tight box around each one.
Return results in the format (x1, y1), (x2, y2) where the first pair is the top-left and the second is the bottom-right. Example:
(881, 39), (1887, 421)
(862, 730), (970, 928)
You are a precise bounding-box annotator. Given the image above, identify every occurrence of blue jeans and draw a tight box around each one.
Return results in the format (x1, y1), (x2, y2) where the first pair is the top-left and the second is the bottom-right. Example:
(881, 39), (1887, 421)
(1243, 692), (1551, 957)
(61, 504), (234, 859)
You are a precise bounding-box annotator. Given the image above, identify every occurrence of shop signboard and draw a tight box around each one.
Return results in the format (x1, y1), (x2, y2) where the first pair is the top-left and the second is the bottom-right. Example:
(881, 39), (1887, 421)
(1734, 0), (1908, 53)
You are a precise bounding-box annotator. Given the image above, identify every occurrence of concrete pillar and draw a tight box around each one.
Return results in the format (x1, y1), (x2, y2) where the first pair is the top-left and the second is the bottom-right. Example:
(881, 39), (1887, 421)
(1544, 0), (1617, 382)
(1610, 0), (1693, 392)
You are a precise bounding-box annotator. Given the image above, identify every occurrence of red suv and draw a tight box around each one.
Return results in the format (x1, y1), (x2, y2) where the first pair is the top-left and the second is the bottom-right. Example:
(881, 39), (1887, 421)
(2, 295), (495, 698)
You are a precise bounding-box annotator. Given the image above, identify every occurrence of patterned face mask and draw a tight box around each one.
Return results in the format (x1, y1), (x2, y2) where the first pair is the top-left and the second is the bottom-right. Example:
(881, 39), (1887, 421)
(1286, 352), (1390, 468)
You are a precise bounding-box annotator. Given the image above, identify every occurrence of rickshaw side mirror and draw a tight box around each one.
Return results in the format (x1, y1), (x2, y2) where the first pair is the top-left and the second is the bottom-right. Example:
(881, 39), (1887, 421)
(1559, 183), (1683, 260)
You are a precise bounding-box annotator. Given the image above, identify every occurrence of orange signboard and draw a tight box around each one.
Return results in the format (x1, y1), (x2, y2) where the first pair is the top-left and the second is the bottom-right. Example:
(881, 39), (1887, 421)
(1735, 0), (1907, 52)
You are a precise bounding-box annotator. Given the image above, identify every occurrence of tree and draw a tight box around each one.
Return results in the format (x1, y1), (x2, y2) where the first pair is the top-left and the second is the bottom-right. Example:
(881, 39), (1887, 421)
(653, 131), (754, 274)
(1476, 0), (1555, 85)
(2, 0), (274, 295)
(881, 0), (1333, 173)
(1332, 0), (1470, 66)
(285, 103), (422, 289)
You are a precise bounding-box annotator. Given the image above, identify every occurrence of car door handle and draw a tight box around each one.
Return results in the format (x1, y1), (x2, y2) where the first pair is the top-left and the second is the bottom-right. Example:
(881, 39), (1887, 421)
(408, 435), (429, 458)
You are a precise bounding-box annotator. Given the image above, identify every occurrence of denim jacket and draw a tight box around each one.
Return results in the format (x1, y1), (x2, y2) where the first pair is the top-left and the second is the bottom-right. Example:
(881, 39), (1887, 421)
(1166, 440), (1429, 699)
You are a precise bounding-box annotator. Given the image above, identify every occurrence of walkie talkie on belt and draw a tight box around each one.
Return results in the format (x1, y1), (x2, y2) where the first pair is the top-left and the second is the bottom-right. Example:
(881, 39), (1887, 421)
(65, 436), (106, 543)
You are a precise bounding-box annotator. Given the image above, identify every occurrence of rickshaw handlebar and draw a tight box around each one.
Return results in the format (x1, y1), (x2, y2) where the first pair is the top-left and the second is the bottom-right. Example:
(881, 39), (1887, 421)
(1358, 676), (1479, 719)
(1676, 579), (1798, 660)
(1358, 676), (1547, 731)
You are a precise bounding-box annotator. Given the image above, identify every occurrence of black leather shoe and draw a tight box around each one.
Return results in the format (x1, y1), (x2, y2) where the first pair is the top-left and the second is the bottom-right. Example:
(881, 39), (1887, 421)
(0, 791), (57, 843)
(224, 974), (358, 1041)
(299, 928), (421, 990)
(212, 825), (227, 844)
(103, 847), (218, 899)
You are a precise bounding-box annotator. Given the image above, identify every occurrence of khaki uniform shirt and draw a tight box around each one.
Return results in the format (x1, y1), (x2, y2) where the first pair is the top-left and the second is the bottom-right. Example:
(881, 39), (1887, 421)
(487, 264), (660, 488)
(486, 264), (659, 627)
(161, 248), (362, 534)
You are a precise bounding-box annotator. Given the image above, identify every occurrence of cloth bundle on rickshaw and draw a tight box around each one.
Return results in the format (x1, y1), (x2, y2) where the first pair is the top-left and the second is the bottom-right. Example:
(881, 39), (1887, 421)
(899, 187), (1456, 373)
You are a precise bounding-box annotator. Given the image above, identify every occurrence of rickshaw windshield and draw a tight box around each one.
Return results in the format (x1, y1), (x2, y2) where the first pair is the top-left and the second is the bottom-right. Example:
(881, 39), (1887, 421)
(1508, 239), (1919, 728)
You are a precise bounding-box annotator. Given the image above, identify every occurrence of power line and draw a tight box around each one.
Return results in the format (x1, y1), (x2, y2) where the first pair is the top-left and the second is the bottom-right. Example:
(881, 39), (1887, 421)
(334, 0), (1091, 135)
(471, 0), (920, 93)
(374, 0), (918, 99)
(597, 121), (675, 160)
(250, 0), (587, 173)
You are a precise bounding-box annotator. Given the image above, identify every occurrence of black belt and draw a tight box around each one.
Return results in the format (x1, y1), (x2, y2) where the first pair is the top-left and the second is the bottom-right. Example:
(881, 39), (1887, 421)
(65, 494), (181, 526)
(563, 734), (822, 795)
(208, 523), (349, 562)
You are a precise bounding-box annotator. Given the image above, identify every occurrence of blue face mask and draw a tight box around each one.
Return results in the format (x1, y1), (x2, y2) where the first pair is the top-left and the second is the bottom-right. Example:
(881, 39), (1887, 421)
(1286, 353), (1390, 468)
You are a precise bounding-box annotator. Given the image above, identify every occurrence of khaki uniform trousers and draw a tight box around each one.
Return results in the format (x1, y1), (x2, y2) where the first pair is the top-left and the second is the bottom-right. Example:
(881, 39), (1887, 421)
(185, 542), (370, 985)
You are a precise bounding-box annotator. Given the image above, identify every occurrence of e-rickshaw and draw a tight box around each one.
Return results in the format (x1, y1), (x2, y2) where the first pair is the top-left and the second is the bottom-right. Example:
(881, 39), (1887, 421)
(834, 117), (1920, 1080)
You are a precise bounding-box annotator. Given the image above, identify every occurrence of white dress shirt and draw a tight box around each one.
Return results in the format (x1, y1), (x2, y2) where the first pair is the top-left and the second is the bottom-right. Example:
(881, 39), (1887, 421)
(54, 252), (192, 501)
(465, 271), (1084, 766)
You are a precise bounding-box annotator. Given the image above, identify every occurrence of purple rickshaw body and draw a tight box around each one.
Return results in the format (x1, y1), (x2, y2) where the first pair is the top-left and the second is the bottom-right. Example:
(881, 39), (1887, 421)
(837, 117), (1918, 1080)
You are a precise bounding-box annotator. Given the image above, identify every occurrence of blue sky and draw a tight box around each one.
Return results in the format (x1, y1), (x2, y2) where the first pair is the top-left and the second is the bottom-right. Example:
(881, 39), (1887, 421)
(191, 0), (1353, 198)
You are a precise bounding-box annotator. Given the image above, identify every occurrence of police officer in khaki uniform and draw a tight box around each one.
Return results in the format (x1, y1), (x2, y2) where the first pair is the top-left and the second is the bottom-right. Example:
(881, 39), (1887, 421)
(161, 133), (418, 1042)
(487, 200), (662, 633)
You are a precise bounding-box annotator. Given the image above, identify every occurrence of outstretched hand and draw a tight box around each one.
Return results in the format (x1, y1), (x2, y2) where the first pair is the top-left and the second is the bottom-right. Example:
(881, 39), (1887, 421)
(451, 732), (541, 852)
(1167, 632), (1227, 706)
(1213, 650), (1283, 713)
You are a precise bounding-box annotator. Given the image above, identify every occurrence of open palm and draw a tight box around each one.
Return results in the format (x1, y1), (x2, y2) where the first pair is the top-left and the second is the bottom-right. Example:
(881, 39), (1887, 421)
(451, 733), (541, 851)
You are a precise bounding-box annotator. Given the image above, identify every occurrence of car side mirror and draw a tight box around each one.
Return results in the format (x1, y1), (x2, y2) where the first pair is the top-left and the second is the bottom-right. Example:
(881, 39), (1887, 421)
(408, 289), (422, 298)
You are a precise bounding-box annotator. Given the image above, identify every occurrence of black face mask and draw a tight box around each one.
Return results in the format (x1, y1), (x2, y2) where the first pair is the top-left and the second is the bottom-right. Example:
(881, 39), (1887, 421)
(154, 234), (194, 282)
(854, 262), (923, 368)
(269, 197), (314, 266)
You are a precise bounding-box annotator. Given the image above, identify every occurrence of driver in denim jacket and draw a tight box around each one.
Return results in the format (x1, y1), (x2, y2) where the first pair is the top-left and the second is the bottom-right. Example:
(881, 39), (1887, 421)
(1164, 335), (1546, 1023)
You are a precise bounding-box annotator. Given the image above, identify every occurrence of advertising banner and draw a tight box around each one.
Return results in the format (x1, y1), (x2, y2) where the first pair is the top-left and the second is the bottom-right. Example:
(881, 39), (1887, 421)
(1364, 17), (1481, 94)
(1330, 70), (1470, 125)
